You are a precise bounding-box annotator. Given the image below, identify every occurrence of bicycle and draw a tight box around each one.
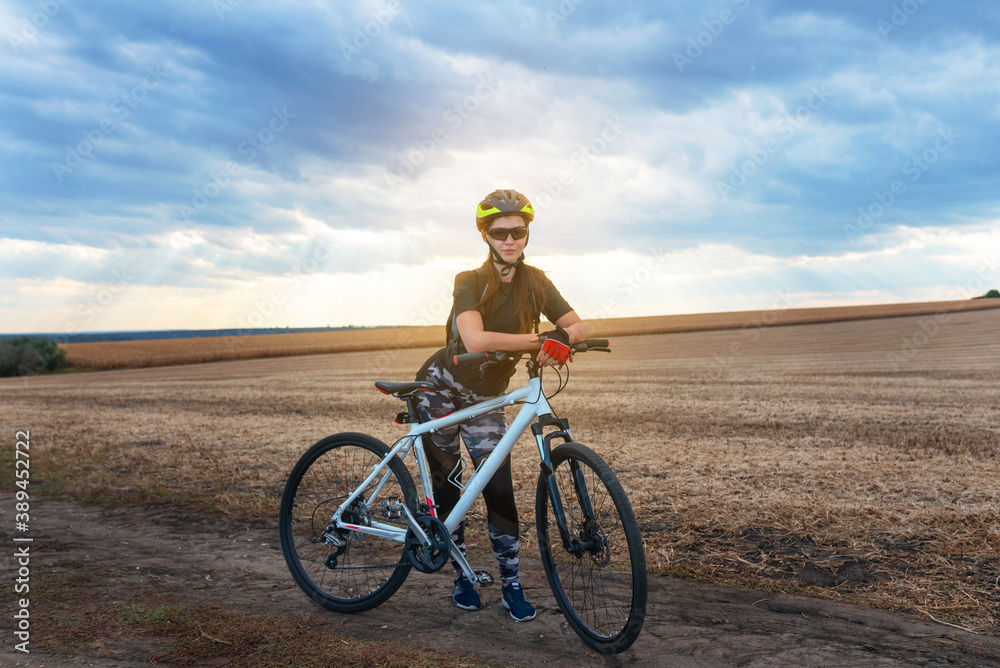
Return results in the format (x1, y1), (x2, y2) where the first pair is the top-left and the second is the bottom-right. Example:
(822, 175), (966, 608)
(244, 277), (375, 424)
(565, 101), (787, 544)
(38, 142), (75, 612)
(278, 338), (647, 654)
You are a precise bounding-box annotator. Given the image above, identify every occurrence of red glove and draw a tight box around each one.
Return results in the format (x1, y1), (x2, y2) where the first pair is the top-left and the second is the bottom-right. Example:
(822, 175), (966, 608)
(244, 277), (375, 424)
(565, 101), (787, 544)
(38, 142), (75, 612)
(539, 327), (571, 365)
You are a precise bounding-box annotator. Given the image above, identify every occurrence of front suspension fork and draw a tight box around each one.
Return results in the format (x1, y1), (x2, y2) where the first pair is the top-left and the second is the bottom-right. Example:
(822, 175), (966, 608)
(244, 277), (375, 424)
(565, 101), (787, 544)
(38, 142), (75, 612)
(533, 416), (593, 555)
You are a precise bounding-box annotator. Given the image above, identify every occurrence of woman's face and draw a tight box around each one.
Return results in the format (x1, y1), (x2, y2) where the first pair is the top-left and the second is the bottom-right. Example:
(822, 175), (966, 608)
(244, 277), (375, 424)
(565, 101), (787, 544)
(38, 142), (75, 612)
(485, 215), (528, 265)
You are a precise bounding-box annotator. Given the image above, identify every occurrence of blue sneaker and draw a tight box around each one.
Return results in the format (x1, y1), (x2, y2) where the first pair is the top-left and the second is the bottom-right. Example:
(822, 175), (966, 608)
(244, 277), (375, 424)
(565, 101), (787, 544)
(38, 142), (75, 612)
(453, 575), (482, 610)
(501, 582), (536, 621)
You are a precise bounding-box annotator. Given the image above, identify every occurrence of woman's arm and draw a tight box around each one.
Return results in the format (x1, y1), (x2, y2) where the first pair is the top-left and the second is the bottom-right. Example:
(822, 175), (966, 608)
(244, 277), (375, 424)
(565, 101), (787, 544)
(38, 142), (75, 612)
(455, 308), (591, 371)
(529, 311), (589, 366)
(456, 310), (539, 353)
(456, 309), (591, 353)
(553, 310), (589, 344)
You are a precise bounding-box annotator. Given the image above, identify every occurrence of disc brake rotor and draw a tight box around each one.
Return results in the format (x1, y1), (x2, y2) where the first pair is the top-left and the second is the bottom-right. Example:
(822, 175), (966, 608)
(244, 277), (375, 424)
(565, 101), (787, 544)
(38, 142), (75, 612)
(582, 520), (611, 567)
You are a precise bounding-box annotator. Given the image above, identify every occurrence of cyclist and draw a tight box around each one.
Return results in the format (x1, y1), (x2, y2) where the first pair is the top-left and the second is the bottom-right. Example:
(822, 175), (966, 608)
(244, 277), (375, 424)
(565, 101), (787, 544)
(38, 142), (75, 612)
(414, 188), (590, 621)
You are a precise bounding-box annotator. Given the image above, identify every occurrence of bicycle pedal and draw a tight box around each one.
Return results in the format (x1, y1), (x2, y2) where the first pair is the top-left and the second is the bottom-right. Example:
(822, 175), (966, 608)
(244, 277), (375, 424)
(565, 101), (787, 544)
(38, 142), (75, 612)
(381, 497), (403, 519)
(474, 570), (495, 588)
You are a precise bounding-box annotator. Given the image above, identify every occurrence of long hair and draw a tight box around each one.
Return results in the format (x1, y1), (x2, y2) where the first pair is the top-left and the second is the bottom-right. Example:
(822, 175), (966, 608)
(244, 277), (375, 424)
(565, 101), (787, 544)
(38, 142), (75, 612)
(473, 258), (548, 333)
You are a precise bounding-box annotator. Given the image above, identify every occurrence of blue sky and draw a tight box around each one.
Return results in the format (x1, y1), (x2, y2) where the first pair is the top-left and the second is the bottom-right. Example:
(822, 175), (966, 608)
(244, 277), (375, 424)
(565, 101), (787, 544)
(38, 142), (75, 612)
(2, 0), (998, 334)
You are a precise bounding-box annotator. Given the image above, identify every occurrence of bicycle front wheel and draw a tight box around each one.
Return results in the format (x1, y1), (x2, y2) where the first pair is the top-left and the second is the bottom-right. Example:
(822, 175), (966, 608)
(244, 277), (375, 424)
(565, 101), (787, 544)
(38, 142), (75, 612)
(279, 432), (416, 613)
(536, 442), (647, 654)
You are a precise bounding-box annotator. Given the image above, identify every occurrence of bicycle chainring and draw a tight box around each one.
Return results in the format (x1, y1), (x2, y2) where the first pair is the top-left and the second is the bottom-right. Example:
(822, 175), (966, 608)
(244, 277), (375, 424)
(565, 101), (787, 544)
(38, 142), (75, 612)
(403, 514), (451, 574)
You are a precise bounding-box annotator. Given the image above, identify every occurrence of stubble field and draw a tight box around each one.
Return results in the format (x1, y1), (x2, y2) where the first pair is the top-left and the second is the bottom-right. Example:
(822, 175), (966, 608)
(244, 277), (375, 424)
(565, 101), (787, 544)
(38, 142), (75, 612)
(2, 301), (999, 661)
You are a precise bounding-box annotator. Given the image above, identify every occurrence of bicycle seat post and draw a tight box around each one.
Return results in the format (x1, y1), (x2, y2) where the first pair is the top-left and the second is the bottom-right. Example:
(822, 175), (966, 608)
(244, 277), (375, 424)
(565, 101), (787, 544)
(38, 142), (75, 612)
(404, 395), (420, 424)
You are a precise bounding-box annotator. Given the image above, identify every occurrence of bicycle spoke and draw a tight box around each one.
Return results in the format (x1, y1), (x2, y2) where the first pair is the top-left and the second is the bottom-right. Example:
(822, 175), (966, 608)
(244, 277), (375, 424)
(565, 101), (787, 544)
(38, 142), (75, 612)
(279, 434), (415, 612)
(536, 442), (647, 654)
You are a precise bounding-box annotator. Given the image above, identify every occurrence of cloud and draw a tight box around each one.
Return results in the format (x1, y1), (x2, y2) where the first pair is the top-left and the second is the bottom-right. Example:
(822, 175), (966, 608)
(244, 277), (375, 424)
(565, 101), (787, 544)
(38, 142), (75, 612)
(1, 0), (999, 332)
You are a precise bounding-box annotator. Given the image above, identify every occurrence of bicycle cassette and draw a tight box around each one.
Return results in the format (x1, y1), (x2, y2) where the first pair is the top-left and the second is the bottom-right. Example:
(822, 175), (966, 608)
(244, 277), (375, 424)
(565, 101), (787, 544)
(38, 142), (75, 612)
(403, 514), (451, 574)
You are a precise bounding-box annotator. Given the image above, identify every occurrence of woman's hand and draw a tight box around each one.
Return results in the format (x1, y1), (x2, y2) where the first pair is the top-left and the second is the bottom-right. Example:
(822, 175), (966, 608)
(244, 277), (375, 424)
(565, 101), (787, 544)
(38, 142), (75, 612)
(530, 336), (570, 367)
(530, 327), (572, 367)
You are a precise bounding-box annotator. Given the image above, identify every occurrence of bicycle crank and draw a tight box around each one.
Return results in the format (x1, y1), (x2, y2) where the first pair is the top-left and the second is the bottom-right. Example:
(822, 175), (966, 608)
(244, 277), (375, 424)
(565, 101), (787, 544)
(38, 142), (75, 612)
(403, 514), (451, 574)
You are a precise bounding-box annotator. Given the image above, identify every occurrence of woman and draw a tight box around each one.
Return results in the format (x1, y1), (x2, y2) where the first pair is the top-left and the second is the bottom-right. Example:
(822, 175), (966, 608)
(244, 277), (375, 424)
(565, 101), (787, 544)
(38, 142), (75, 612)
(414, 188), (590, 621)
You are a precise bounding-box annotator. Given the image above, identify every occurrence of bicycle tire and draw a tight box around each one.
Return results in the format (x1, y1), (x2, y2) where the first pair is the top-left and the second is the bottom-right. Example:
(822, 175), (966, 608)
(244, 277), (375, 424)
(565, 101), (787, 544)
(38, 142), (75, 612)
(535, 442), (647, 654)
(279, 432), (417, 613)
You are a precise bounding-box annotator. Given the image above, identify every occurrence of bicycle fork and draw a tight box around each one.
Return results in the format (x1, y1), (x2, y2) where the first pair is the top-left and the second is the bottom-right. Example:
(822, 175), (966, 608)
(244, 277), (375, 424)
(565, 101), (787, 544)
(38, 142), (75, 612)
(532, 416), (595, 556)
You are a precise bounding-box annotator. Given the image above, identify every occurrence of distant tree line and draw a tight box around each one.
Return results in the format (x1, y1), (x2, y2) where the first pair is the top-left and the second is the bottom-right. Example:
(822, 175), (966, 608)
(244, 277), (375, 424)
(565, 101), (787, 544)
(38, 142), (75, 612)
(974, 289), (1000, 299)
(0, 336), (69, 377)
(0, 324), (368, 344)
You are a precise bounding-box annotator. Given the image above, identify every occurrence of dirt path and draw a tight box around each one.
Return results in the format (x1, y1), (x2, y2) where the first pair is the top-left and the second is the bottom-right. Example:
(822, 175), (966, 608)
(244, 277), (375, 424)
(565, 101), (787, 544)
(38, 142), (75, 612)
(2, 495), (999, 667)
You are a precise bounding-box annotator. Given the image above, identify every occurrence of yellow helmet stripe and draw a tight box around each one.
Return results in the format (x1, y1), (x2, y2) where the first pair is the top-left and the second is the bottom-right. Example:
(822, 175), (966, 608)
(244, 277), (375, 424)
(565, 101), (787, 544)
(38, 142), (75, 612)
(477, 204), (501, 219)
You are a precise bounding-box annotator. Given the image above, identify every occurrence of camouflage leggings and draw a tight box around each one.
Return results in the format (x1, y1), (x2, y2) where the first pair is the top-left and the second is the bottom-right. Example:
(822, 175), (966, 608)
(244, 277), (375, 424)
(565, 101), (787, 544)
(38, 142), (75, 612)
(414, 360), (521, 584)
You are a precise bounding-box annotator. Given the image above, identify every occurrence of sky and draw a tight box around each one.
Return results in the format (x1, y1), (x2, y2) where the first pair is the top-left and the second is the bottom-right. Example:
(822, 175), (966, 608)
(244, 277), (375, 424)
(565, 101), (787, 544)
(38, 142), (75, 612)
(2, 0), (999, 334)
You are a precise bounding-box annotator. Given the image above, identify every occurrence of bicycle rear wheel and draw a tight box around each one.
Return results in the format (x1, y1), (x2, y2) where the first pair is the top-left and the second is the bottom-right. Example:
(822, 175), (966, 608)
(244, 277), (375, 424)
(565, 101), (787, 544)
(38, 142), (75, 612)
(279, 432), (416, 613)
(536, 442), (647, 654)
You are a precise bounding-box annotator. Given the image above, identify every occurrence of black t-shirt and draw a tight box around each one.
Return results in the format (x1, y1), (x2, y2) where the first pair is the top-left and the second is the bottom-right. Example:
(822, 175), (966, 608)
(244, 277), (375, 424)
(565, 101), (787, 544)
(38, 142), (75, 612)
(444, 265), (573, 396)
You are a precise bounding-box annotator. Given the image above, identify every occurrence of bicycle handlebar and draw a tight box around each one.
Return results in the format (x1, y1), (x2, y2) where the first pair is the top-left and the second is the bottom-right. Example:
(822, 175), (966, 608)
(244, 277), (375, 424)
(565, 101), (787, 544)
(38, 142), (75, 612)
(453, 338), (610, 366)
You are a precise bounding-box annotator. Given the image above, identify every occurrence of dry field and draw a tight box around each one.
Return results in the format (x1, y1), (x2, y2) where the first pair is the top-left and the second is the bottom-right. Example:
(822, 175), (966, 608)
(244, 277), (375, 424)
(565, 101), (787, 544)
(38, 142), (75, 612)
(61, 298), (1000, 370)
(3, 302), (999, 640)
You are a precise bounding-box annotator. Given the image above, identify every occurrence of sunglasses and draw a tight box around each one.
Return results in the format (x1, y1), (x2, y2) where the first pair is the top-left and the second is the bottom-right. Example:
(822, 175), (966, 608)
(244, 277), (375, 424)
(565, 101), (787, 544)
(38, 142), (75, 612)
(487, 226), (528, 241)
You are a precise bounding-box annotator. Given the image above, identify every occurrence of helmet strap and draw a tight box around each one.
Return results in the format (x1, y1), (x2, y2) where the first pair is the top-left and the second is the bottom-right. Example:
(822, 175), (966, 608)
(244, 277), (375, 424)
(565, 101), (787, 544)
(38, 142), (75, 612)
(483, 224), (528, 278)
(488, 244), (524, 277)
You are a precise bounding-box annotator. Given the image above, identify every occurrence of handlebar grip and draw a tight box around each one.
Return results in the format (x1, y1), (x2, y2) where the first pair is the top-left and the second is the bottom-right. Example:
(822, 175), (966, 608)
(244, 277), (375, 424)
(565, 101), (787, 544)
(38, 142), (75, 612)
(454, 352), (488, 365)
(571, 338), (611, 353)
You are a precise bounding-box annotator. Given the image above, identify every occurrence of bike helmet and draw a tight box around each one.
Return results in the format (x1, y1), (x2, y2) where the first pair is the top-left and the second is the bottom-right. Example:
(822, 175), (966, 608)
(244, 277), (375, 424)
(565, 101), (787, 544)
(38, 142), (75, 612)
(475, 189), (534, 230)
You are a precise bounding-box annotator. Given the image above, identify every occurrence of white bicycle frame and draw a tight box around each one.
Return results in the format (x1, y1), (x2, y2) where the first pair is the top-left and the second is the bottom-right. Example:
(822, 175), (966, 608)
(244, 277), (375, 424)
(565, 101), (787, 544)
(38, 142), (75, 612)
(329, 371), (566, 582)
